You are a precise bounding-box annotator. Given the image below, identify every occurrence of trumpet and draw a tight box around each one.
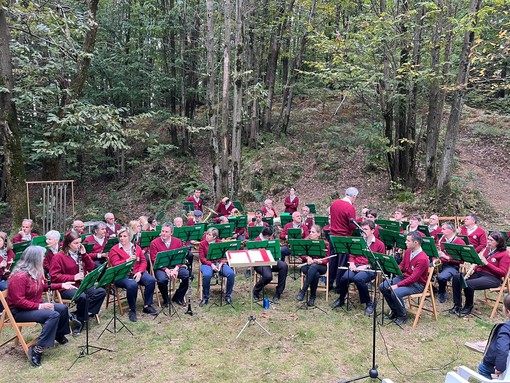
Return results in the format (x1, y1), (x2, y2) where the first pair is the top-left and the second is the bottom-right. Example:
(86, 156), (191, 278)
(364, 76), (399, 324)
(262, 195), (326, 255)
(432, 258), (442, 268)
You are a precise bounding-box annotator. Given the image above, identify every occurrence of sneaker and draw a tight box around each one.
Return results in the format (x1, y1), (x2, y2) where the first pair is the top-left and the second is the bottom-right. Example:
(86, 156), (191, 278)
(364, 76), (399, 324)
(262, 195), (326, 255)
(28, 346), (42, 367)
(296, 290), (305, 301)
(272, 294), (280, 303)
(142, 305), (158, 316)
(438, 292), (447, 303)
(128, 310), (137, 322)
(72, 321), (83, 337)
(394, 316), (407, 326)
(364, 303), (374, 316)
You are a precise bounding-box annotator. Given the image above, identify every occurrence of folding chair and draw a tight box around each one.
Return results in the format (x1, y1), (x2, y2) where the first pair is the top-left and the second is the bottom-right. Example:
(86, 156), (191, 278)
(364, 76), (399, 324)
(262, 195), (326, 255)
(300, 263), (329, 302)
(406, 267), (438, 328)
(0, 290), (39, 359)
(483, 268), (510, 319)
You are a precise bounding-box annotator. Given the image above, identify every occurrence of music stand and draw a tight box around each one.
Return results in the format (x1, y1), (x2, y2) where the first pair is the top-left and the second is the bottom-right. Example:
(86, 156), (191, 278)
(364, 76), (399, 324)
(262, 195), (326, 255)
(12, 241), (30, 259)
(442, 242), (484, 288)
(246, 240), (282, 303)
(31, 236), (47, 247)
(82, 243), (95, 254)
(205, 223), (234, 239)
(140, 231), (161, 248)
(417, 225), (431, 237)
(289, 239), (327, 313)
(103, 237), (119, 253)
(379, 228), (406, 255)
(247, 226), (264, 240)
(206, 241), (241, 308)
(262, 217), (274, 226)
(153, 247), (189, 319)
(420, 236), (439, 260)
(174, 225), (205, 243)
(280, 213), (292, 226)
(69, 264), (111, 369)
(228, 215), (248, 230)
(286, 228), (304, 280)
(374, 219), (401, 232)
(183, 201), (194, 213)
(95, 260), (135, 338)
(227, 249), (276, 338)
(314, 216), (329, 228)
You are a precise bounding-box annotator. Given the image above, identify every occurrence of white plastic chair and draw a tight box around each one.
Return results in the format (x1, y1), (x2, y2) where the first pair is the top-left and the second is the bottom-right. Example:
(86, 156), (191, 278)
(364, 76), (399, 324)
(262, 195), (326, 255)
(455, 353), (510, 382)
(444, 371), (470, 383)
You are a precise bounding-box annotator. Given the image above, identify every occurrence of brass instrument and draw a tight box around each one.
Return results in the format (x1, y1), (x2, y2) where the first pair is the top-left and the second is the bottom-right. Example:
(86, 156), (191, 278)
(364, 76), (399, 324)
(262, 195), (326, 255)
(432, 258), (442, 268)
(203, 207), (218, 223)
(464, 263), (476, 280)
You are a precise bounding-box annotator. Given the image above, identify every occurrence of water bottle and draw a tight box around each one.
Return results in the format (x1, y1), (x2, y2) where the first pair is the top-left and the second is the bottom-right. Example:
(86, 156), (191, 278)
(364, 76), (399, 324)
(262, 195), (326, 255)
(263, 297), (270, 310)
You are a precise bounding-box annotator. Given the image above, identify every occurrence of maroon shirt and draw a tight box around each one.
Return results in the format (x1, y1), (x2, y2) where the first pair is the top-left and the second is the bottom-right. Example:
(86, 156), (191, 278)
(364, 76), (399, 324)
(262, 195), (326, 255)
(83, 235), (108, 260)
(43, 247), (58, 273)
(437, 235), (466, 266)
(49, 251), (96, 288)
(109, 243), (147, 274)
(198, 239), (225, 266)
(262, 207), (278, 217)
(473, 248), (510, 279)
(284, 196), (299, 214)
(8, 272), (63, 310)
(330, 199), (356, 237)
(349, 238), (386, 266)
(396, 249), (429, 287)
(0, 249), (14, 279)
(105, 223), (123, 238)
(149, 237), (184, 270)
(186, 195), (203, 212)
(460, 226), (487, 253)
(216, 202), (234, 216)
(12, 232), (39, 244)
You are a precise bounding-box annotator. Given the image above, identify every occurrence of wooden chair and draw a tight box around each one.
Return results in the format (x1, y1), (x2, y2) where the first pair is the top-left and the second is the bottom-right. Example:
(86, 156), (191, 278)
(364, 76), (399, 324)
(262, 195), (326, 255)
(0, 290), (39, 359)
(406, 267), (438, 328)
(482, 268), (510, 318)
(300, 263), (329, 302)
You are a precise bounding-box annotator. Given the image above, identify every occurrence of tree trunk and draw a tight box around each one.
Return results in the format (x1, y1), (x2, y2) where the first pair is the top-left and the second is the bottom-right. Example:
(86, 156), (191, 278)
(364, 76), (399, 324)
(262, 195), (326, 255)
(231, 0), (243, 199)
(0, 5), (28, 226)
(437, 0), (483, 192)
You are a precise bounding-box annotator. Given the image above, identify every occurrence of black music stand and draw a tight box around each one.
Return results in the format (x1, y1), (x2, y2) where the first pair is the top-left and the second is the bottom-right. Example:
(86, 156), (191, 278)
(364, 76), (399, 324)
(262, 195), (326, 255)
(69, 264), (111, 370)
(289, 239), (328, 313)
(153, 247), (188, 319)
(246, 240), (282, 304)
(205, 241), (241, 308)
(205, 223), (234, 239)
(330, 236), (368, 311)
(173, 225), (205, 243)
(96, 260), (136, 339)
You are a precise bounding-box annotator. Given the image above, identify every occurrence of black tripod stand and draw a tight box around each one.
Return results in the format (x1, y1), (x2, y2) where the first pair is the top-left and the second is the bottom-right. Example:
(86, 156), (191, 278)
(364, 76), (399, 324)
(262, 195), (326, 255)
(69, 317), (113, 369)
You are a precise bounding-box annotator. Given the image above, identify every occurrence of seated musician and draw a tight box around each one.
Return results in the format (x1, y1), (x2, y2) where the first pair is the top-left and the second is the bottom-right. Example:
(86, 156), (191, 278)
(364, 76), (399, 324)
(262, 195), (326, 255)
(173, 216), (195, 274)
(186, 189), (203, 212)
(104, 212), (123, 238)
(332, 220), (386, 315)
(198, 227), (235, 306)
(0, 232), (14, 291)
(109, 228), (157, 322)
(43, 230), (60, 276)
(365, 209), (381, 239)
(149, 223), (190, 307)
(50, 232), (107, 335)
(280, 211), (309, 262)
(147, 216), (159, 231)
(8, 246), (75, 367)
(262, 199), (278, 218)
(66, 220), (86, 237)
(249, 210), (269, 239)
(229, 208), (246, 241)
(301, 205), (314, 231)
(379, 231), (429, 326)
(406, 214), (425, 236)
(128, 220), (142, 246)
(12, 218), (39, 243)
(284, 187), (299, 214)
(450, 231), (510, 316)
(427, 214), (442, 240)
(436, 222), (466, 303)
(187, 210), (203, 226)
(83, 222), (108, 268)
(252, 227), (288, 303)
(139, 215), (149, 231)
(296, 224), (329, 307)
(215, 197), (235, 216)
(392, 209), (406, 233)
(174, 217), (184, 228)
(458, 213), (487, 253)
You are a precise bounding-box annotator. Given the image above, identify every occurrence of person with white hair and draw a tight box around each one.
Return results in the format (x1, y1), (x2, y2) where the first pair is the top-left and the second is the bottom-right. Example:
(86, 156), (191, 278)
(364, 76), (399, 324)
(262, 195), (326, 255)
(43, 230), (60, 274)
(104, 212), (122, 238)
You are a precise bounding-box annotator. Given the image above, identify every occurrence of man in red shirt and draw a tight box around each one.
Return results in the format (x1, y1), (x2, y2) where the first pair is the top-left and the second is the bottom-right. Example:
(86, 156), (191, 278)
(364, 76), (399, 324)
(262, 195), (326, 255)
(379, 231), (429, 326)
(12, 219), (39, 243)
(458, 213), (487, 253)
(186, 189), (203, 212)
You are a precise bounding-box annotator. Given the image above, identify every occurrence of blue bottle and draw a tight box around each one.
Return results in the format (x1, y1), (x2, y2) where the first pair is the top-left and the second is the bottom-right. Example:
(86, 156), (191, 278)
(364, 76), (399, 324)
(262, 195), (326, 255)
(263, 297), (270, 310)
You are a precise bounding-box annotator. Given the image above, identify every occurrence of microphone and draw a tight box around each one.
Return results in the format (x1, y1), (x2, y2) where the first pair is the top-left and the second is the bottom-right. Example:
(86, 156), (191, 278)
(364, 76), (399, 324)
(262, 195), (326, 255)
(349, 218), (356, 224)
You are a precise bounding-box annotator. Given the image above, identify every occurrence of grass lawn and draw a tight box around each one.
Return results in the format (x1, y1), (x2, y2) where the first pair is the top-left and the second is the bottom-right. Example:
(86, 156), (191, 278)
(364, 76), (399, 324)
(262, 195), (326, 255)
(2, 269), (501, 383)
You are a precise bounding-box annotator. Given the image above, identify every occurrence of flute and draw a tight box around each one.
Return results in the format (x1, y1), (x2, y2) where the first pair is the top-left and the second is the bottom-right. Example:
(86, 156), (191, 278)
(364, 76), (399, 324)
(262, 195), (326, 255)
(297, 253), (337, 268)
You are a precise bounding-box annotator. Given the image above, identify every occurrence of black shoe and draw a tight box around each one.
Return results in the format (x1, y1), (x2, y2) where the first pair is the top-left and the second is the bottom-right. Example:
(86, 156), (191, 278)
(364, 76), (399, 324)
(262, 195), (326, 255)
(438, 292), (447, 303)
(244, 269), (252, 278)
(172, 298), (186, 307)
(28, 346), (42, 367)
(199, 298), (208, 307)
(272, 294), (280, 303)
(384, 311), (397, 320)
(449, 305), (461, 315)
(128, 310), (137, 322)
(307, 297), (315, 307)
(394, 316), (407, 326)
(162, 300), (169, 308)
(142, 305), (158, 316)
(296, 290), (305, 301)
(55, 335), (69, 345)
(225, 297), (233, 305)
(252, 290), (260, 300)
(331, 297), (344, 309)
(364, 303), (374, 316)
(460, 305), (473, 316)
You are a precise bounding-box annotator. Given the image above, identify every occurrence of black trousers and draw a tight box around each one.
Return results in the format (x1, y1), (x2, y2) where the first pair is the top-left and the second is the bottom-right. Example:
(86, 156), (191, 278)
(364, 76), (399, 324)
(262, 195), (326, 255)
(60, 287), (106, 323)
(452, 271), (501, 307)
(254, 260), (289, 296)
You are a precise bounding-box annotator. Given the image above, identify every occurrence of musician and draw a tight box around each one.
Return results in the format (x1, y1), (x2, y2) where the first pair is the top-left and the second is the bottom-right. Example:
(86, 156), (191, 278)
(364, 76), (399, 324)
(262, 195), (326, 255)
(392, 209), (406, 233)
(149, 223), (190, 307)
(128, 220), (143, 246)
(262, 199), (278, 218)
(50, 232), (107, 335)
(365, 209), (381, 239)
(109, 228), (157, 321)
(7, 246), (75, 367)
(284, 187), (299, 214)
(215, 197), (235, 216)
(198, 227), (236, 306)
(0, 232), (14, 291)
(458, 213), (487, 253)
(187, 210), (203, 226)
(186, 189), (203, 212)
(139, 215), (149, 231)
(280, 211), (310, 262)
(174, 216), (195, 273)
(406, 214), (425, 237)
(427, 214), (442, 240)
(68, 220), (86, 236)
(43, 230), (60, 276)
(147, 216), (159, 231)
(329, 187), (358, 289)
(174, 217), (184, 228)
(332, 220), (386, 315)
(436, 222), (466, 303)
(252, 227), (288, 303)
(296, 225), (329, 307)
(83, 222), (109, 268)
(229, 208), (246, 241)
(250, 210), (269, 227)
(450, 231), (510, 316)
(301, 205), (314, 231)
(379, 231), (429, 326)
(105, 212), (123, 238)
(12, 219), (39, 243)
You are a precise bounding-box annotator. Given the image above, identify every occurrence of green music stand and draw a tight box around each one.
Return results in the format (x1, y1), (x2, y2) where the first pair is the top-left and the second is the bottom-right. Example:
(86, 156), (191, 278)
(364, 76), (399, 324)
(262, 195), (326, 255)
(153, 247), (189, 318)
(140, 231), (161, 248)
(379, 228), (406, 250)
(401, 221), (409, 231)
(69, 263), (110, 369)
(375, 219), (401, 232)
(233, 201), (245, 213)
(280, 213), (292, 226)
(80, 234), (89, 242)
(246, 240), (282, 260)
(247, 226), (264, 240)
(420, 236), (439, 260)
(174, 225), (205, 243)
(262, 217), (274, 226)
(458, 235), (470, 245)
(314, 216), (329, 228)
(96, 260), (136, 338)
(12, 241), (30, 258)
(103, 237), (119, 253)
(305, 204), (316, 214)
(330, 236), (367, 257)
(418, 225), (431, 237)
(206, 223), (234, 239)
(287, 228), (302, 240)
(183, 201), (194, 213)
(228, 215), (248, 229)
(83, 243), (95, 254)
(442, 242), (484, 291)
(31, 236), (47, 247)
(373, 252), (403, 277)
(206, 241), (241, 307)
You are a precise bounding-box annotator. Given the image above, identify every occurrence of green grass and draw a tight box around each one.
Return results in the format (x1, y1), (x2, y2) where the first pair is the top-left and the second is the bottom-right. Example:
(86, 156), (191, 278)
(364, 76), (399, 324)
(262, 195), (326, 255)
(2, 271), (500, 383)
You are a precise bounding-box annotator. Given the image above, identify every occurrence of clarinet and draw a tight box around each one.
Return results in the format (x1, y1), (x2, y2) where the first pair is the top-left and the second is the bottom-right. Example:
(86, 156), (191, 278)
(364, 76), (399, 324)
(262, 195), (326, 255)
(78, 253), (83, 274)
(47, 274), (54, 303)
